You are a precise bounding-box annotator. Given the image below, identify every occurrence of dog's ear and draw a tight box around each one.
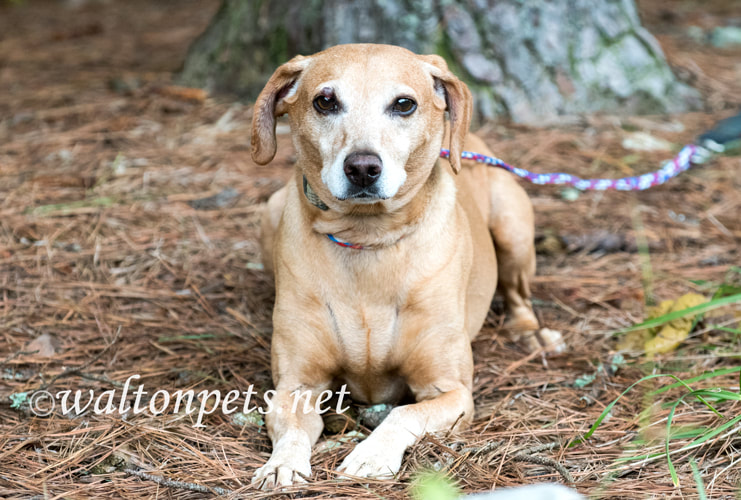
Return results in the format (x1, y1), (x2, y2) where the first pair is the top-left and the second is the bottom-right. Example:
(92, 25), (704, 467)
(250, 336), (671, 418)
(419, 55), (473, 174)
(251, 55), (309, 165)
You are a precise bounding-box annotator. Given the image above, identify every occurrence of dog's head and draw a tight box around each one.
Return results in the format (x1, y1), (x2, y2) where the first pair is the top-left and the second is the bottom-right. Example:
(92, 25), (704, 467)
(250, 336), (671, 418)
(251, 44), (472, 212)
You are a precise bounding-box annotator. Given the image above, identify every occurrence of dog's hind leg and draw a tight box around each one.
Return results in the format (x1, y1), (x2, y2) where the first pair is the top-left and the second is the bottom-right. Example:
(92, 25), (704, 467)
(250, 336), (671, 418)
(486, 168), (566, 354)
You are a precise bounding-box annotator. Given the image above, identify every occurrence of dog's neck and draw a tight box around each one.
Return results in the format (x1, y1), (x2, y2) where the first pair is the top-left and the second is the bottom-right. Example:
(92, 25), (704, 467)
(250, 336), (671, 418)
(300, 163), (447, 250)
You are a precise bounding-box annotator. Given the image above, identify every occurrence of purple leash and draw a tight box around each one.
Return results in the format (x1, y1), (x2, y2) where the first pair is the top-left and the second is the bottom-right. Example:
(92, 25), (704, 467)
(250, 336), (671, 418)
(439, 111), (741, 191)
(439, 144), (701, 191)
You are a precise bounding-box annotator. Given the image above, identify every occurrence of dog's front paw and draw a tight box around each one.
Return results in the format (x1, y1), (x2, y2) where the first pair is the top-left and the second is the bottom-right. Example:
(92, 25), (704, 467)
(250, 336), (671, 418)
(337, 436), (402, 480)
(252, 454), (311, 489)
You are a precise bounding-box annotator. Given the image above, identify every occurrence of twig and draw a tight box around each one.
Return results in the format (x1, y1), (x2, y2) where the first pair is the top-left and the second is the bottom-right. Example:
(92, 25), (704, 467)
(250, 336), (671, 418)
(459, 440), (574, 484)
(124, 469), (233, 496)
(0, 350), (38, 367)
(465, 440), (504, 457)
(443, 411), (467, 439)
(511, 452), (575, 484)
(520, 442), (561, 455)
(439, 439), (502, 471)
(79, 372), (126, 388)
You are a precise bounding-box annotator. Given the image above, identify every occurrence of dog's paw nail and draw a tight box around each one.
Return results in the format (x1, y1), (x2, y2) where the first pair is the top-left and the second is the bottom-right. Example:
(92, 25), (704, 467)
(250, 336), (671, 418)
(252, 460), (311, 489)
(251, 470), (274, 489)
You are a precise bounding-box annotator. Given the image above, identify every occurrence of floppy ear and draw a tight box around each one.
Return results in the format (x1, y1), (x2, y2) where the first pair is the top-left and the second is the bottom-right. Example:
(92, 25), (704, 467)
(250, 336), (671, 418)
(419, 55), (473, 174)
(251, 55), (309, 165)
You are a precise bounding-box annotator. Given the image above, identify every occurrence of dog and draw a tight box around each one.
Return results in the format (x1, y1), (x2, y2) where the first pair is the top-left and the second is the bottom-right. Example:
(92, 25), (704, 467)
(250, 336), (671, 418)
(250, 44), (565, 489)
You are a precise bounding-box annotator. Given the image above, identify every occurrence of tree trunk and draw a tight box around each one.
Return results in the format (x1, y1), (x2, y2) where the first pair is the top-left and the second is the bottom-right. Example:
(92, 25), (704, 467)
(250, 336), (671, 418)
(177, 0), (700, 124)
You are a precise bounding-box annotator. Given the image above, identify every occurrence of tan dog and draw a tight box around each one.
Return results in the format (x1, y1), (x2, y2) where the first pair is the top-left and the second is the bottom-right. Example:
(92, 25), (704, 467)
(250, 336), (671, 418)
(250, 44), (564, 489)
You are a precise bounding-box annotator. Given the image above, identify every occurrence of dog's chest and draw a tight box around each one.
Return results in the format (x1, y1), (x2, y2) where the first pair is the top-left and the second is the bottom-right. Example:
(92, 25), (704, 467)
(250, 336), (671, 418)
(321, 265), (412, 402)
(331, 305), (407, 403)
(328, 297), (400, 371)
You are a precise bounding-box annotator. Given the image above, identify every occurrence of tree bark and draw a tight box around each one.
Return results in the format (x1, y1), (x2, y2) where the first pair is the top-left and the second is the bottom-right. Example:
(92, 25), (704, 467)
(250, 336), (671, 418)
(178, 0), (700, 124)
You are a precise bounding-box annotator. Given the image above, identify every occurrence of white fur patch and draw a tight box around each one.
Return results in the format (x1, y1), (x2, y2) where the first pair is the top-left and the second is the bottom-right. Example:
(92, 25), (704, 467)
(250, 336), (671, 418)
(311, 79), (417, 202)
(321, 145), (350, 200)
(320, 144), (408, 201)
(376, 149), (408, 200)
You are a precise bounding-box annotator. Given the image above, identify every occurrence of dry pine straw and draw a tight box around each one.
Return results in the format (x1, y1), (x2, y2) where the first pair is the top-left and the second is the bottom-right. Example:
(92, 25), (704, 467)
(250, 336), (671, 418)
(1, 0), (740, 498)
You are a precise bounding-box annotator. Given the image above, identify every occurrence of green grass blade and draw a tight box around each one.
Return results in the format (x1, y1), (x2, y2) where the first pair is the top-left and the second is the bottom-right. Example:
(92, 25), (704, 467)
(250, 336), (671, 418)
(613, 451), (666, 464)
(650, 367), (741, 395)
(660, 389), (741, 408)
(613, 293), (741, 335)
(666, 399), (681, 486)
(690, 459), (707, 500)
(715, 326), (741, 335)
(569, 373), (721, 447)
(695, 389), (741, 401)
(663, 411), (741, 483)
(613, 414), (741, 470)
(668, 427), (708, 440)
(683, 414), (741, 450)
(662, 387), (733, 487)
(663, 414), (741, 488)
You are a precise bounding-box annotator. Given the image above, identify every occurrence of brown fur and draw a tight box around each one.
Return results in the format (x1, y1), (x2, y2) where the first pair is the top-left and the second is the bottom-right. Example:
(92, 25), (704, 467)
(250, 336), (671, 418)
(250, 44), (564, 488)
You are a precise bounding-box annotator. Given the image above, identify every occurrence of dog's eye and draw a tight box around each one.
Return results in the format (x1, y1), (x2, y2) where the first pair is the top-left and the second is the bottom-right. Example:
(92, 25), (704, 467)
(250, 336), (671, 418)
(391, 97), (417, 116)
(313, 95), (339, 114)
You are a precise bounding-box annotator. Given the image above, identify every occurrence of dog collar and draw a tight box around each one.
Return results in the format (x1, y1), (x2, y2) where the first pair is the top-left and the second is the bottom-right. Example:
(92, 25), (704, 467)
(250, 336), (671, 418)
(303, 176), (329, 211)
(302, 176), (364, 249)
(326, 233), (364, 250)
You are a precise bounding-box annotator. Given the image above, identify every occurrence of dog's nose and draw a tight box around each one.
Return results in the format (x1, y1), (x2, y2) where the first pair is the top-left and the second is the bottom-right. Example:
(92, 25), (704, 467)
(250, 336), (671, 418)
(343, 152), (383, 188)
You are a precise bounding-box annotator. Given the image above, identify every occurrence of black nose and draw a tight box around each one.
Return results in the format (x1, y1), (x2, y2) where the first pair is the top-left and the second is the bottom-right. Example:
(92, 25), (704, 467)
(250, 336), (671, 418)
(343, 152), (383, 188)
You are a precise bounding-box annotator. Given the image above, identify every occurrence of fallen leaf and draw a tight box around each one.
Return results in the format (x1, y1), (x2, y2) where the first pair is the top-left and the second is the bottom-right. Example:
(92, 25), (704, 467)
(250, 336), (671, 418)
(645, 293), (707, 355)
(25, 333), (61, 358)
(618, 293), (707, 356)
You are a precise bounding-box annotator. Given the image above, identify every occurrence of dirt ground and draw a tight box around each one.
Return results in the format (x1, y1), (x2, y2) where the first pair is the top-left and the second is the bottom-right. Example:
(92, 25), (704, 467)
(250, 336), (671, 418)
(1, 0), (740, 498)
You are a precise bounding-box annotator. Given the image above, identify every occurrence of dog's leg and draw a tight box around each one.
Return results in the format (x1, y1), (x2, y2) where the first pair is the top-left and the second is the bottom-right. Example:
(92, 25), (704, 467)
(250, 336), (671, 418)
(486, 170), (565, 353)
(253, 313), (336, 489)
(338, 384), (473, 479)
(496, 246), (564, 353)
(252, 385), (324, 489)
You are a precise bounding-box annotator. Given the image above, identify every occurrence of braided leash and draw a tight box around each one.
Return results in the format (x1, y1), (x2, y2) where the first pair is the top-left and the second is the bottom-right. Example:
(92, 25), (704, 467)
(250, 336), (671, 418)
(439, 144), (704, 191)
(439, 111), (741, 191)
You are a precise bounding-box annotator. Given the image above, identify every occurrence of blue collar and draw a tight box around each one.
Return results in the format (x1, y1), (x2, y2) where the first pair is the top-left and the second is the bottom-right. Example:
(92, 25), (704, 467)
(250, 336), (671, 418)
(326, 233), (364, 250)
